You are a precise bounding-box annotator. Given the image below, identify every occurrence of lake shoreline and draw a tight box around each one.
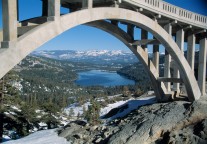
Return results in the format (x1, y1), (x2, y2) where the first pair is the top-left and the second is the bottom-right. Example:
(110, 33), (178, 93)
(74, 70), (135, 87)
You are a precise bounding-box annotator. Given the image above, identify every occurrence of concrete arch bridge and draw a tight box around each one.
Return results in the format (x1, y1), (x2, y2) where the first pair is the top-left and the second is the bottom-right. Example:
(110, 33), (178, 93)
(0, 0), (206, 102)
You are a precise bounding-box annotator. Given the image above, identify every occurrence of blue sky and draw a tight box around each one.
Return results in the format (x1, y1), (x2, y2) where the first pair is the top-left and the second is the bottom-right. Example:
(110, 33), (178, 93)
(0, 0), (206, 51)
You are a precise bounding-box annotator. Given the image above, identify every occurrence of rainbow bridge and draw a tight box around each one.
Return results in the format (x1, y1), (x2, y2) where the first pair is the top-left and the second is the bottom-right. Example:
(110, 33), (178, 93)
(0, 0), (206, 102)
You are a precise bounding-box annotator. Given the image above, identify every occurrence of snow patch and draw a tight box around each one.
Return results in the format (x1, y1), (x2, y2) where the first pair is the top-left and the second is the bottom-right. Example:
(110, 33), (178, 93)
(3, 129), (70, 144)
(11, 81), (23, 91)
(38, 122), (47, 127)
(100, 99), (133, 116)
(101, 96), (157, 121)
(64, 102), (91, 116)
(11, 106), (21, 112)
(2, 135), (11, 142)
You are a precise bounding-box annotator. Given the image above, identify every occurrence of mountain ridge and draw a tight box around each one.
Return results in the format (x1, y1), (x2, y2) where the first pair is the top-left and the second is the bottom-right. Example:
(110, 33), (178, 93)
(32, 50), (138, 66)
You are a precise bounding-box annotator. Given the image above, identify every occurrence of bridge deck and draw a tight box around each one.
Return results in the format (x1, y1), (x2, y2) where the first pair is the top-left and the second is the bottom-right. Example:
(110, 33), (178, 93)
(59, 0), (207, 43)
(61, 0), (207, 30)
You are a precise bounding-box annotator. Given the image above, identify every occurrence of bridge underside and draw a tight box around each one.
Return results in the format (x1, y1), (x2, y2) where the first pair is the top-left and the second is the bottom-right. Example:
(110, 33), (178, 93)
(0, 0), (207, 102)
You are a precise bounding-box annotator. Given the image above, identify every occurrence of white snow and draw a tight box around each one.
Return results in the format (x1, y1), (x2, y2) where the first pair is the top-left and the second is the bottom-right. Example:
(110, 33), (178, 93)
(4, 112), (10, 115)
(30, 127), (38, 133)
(8, 111), (16, 115)
(58, 116), (69, 126)
(2, 135), (11, 142)
(11, 81), (23, 91)
(35, 109), (41, 113)
(60, 120), (69, 126)
(35, 50), (133, 59)
(38, 122), (47, 127)
(107, 94), (122, 99)
(110, 50), (124, 56)
(11, 106), (21, 112)
(101, 96), (157, 121)
(64, 93), (157, 122)
(35, 109), (46, 115)
(61, 117), (68, 121)
(4, 111), (17, 116)
(64, 102), (91, 116)
(100, 98), (133, 116)
(3, 129), (70, 144)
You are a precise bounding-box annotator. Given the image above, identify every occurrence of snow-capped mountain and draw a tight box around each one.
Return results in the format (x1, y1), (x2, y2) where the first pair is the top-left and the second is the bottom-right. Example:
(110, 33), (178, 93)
(32, 50), (138, 65)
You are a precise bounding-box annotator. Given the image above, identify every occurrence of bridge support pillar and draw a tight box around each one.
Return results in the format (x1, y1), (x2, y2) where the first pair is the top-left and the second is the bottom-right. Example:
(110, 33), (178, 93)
(173, 29), (184, 95)
(187, 34), (196, 70)
(141, 29), (148, 52)
(114, 0), (120, 8)
(47, 0), (60, 21)
(111, 20), (119, 26)
(42, 0), (48, 16)
(153, 43), (159, 71)
(1, 0), (17, 48)
(198, 38), (207, 96)
(164, 24), (172, 92)
(127, 24), (134, 40)
(82, 0), (93, 9)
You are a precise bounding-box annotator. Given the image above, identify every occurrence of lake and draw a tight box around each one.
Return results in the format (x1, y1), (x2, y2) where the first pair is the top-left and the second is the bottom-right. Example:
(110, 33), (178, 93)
(75, 70), (135, 87)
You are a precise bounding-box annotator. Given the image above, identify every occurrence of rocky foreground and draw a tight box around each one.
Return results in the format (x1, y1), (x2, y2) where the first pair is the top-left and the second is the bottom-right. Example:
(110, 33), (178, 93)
(58, 97), (207, 144)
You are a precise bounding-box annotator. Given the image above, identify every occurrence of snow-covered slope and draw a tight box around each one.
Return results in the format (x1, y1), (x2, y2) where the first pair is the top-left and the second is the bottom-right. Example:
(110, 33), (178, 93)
(4, 94), (157, 144)
(64, 102), (91, 116)
(33, 50), (132, 58)
(101, 96), (156, 121)
(3, 129), (70, 144)
(64, 95), (157, 122)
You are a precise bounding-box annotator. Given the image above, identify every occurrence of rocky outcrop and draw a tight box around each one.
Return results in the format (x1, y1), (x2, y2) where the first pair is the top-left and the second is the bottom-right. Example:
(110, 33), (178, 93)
(58, 97), (207, 144)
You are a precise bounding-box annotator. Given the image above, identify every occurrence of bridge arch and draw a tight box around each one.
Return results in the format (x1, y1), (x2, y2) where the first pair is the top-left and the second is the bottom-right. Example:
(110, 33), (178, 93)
(0, 8), (201, 101)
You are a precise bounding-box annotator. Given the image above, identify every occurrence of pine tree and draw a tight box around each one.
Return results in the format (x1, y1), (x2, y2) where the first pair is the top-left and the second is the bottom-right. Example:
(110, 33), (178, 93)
(61, 96), (67, 109)
(85, 98), (101, 125)
(33, 93), (37, 107)
(21, 104), (37, 134)
(0, 71), (22, 141)
(41, 102), (60, 129)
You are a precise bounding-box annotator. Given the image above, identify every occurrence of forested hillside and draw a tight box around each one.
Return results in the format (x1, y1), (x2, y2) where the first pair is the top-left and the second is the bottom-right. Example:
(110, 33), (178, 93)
(16, 56), (143, 107)
(1, 55), (146, 142)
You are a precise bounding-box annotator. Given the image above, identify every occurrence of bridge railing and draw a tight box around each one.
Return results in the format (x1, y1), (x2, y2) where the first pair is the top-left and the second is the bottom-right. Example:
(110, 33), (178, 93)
(123, 0), (207, 29)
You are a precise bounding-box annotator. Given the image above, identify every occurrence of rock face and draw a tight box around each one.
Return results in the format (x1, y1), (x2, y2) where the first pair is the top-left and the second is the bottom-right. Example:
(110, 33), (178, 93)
(58, 97), (207, 144)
